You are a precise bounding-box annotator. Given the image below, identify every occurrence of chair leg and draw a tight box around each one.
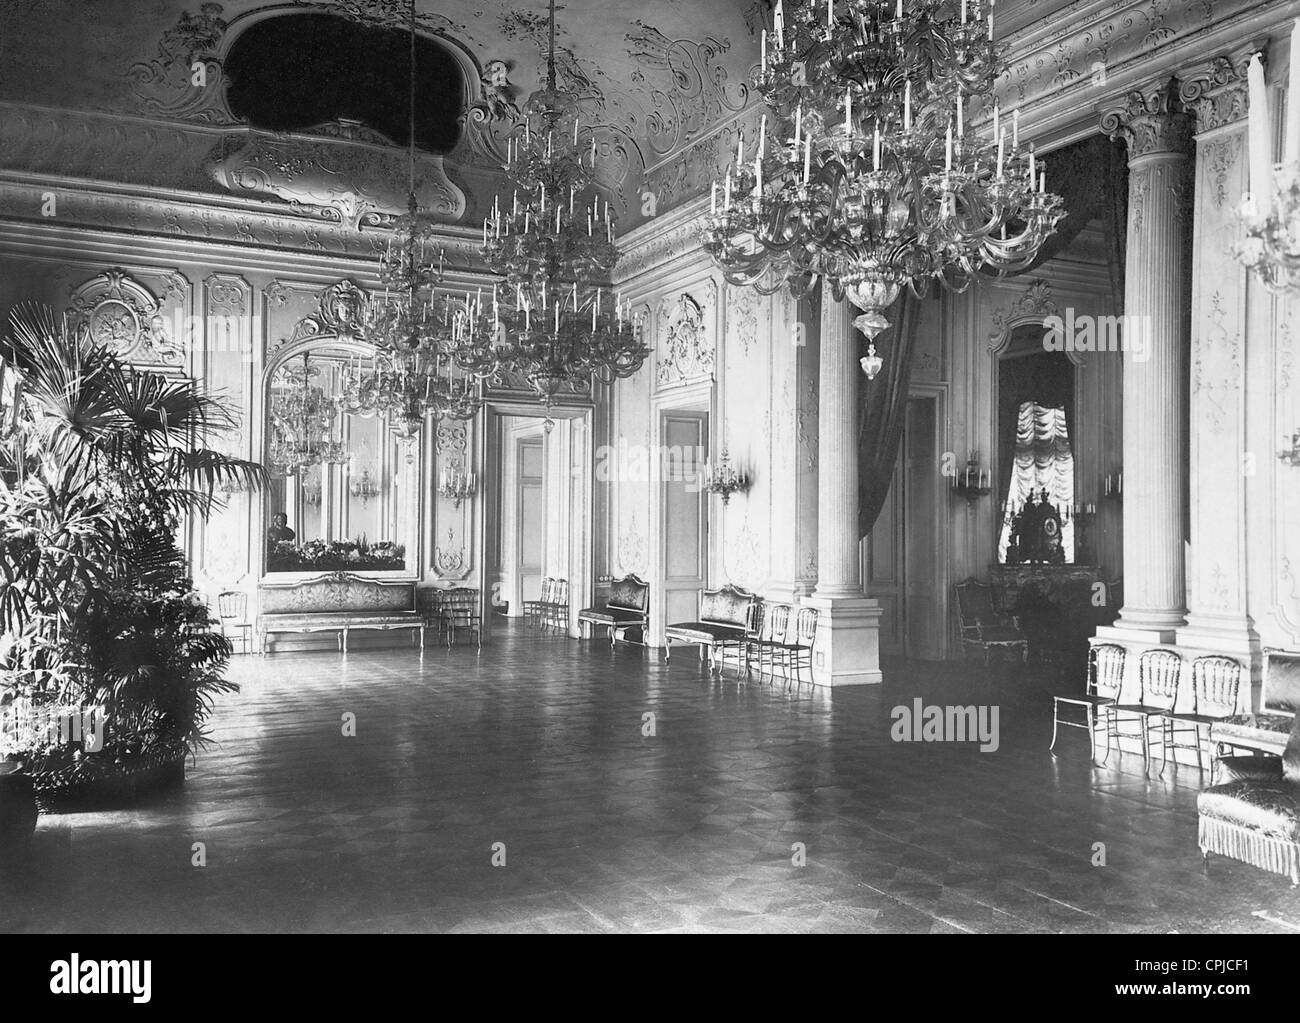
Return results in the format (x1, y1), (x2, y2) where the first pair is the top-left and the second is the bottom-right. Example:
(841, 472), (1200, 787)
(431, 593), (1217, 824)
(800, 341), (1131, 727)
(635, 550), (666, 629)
(1049, 699), (1060, 752)
(1085, 705), (1096, 760)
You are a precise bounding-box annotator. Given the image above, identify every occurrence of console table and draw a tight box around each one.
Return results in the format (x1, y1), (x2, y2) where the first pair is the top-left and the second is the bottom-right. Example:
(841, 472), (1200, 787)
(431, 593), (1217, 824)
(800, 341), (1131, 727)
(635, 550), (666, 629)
(990, 565), (1114, 671)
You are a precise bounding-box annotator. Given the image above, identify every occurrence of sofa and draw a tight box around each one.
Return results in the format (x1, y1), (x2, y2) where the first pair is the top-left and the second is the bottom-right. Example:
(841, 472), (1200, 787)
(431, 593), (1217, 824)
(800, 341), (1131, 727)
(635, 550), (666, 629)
(257, 571), (423, 653)
(1210, 648), (1300, 757)
(1198, 712), (1300, 886)
(577, 575), (649, 646)
(664, 585), (756, 676)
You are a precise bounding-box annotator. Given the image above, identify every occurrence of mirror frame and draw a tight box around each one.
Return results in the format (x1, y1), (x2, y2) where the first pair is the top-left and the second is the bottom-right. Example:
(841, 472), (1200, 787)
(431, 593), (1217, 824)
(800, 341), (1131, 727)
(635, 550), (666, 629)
(259, 330), (423, 583)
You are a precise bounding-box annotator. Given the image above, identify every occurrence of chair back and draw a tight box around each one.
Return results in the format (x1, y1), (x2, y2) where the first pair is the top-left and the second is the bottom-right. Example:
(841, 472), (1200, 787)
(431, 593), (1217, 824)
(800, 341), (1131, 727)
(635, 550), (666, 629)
(552, 579), (569, 606)
(953, 578), (996, 628)
(539, 577), (555, 604)
(446, 587), (479, 622)
(1263, 648), (1300, 715)
(217, 590), (247, 622)
(747, 600), (767, 638)
(1089, 643), (1127, 700)
(1191, 655), (1242, 718)
(795, 607), (819, 647)
(1138, 648), (1182, 710)
(766, 603), (792, 643)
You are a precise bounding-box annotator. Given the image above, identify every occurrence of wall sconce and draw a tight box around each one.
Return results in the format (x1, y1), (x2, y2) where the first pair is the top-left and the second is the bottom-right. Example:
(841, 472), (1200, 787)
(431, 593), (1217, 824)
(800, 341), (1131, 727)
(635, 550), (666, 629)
(703, 448), (751, 505)
(1279, 430), (1300, 467)
(438, 465), (477, 507)
(1103, 470), (1123, 500)
(950, 451), (991, 501)
(349, 467), (380, 506)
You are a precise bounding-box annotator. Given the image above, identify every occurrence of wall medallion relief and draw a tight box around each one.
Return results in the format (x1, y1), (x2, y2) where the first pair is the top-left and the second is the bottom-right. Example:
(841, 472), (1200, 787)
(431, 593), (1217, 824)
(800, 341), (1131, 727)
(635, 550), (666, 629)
(67, 269), (182, 370)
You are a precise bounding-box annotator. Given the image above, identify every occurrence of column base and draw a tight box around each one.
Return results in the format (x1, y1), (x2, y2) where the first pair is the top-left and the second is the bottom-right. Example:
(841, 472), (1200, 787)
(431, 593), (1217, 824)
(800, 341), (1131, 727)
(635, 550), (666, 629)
(805, 594), (883, 686)
(1097, 605), (1187, 646)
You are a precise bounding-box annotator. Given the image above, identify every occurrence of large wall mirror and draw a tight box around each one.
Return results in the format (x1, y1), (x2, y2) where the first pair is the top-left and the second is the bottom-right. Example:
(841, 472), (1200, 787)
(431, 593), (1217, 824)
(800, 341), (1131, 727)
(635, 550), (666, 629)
(263, 339), (420, 576)
(994, 324), (1078, 566)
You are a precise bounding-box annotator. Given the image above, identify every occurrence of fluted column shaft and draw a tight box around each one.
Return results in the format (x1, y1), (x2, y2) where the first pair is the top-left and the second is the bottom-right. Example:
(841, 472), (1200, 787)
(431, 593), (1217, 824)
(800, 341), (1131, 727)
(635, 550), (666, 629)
(814, 294), (864, 597)
(1102, 81), (1194, 640)
(807, 290), (882, 686)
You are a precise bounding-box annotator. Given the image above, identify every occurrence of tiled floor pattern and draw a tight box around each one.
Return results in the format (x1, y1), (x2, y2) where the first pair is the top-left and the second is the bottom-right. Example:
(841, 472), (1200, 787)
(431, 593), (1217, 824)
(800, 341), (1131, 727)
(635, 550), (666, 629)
(3, 625), (1298, 933)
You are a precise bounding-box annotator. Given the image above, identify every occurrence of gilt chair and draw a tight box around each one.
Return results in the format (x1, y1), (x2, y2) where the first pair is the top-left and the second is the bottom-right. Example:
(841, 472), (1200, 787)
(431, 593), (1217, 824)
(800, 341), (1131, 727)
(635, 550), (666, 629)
(1112, 648), (1183, 770)
(1050, 643), (1126, 759)
(1165, 656), (1243, 771)
(216, 590), (253, 654)
(775, 607), (820, 689)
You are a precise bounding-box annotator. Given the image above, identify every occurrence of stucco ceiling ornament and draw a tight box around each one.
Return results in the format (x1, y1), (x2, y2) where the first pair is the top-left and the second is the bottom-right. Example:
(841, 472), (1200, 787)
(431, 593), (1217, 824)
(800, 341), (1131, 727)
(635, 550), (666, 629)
(129, 3), (235, 125)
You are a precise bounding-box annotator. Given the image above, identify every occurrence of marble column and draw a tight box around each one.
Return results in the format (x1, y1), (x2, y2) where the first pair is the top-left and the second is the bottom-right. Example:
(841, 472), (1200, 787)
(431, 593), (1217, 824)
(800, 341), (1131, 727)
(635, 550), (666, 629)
(807, 290), (883, 685)
(1173, 50), (1262, 698)
(1096, 79), (1194, 645)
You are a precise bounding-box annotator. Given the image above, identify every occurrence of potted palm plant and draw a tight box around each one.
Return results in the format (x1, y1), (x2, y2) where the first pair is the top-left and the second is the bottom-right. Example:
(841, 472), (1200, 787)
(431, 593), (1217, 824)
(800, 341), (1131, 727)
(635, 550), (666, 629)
(0, 303), (264, 824)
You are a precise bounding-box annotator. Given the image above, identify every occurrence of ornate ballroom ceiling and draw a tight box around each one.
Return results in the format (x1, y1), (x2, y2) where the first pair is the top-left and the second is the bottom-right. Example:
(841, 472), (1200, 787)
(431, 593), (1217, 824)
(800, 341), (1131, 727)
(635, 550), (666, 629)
(0, 0), (1278, 242)
(0, 0), (1073, 229)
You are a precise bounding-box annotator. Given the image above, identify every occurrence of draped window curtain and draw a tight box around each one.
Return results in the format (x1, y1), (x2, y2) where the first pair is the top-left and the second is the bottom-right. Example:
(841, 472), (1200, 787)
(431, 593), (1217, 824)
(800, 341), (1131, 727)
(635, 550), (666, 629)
(855, 135), (1128, 539)
(996, 401), (1076, 563)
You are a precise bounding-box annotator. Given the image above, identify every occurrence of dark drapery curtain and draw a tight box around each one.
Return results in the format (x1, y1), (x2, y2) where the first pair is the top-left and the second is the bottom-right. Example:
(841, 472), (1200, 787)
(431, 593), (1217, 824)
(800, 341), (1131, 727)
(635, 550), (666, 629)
(855, 134), (1129, 540)
(857, 288), (921, 538)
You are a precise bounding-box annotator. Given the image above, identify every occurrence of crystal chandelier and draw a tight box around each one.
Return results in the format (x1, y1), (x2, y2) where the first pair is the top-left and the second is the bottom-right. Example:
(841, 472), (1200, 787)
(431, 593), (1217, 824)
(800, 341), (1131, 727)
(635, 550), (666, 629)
(350, 0), (495, 432)
(268, 353), (347, 477)
(704, 0), (1064, 374)
(475, 0), (648, 421)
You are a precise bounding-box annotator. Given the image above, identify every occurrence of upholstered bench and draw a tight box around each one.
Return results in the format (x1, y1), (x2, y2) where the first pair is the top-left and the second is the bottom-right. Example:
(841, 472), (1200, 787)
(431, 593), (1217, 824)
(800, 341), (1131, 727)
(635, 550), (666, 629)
(1211, 648), (1300, 757)
(257, 571), (423, 653)
(578, 574), (649, 646)
(664, 585), (756, 676)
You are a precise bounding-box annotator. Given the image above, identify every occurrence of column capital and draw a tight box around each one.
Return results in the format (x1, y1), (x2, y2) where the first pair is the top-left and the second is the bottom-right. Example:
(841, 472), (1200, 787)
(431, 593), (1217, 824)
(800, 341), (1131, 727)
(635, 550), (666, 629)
(1178, 40), (1270, 135)
(1100, 78), (1194, 160)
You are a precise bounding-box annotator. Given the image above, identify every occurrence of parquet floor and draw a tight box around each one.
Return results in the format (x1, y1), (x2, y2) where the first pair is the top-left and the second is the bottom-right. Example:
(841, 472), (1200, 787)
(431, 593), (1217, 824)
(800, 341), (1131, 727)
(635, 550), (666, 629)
(3, 623), (1298, 933)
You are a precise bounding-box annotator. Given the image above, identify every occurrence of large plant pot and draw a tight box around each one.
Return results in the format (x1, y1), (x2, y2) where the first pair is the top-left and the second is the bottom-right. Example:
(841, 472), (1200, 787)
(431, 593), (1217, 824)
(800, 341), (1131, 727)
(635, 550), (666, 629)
(29, 749), (187, 814)
(0, 763), (39, 856)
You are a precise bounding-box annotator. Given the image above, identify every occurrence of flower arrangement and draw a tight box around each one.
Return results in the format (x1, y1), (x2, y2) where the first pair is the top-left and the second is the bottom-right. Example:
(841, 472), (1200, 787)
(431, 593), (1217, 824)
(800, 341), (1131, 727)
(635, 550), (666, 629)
(267, 535), (406, 572)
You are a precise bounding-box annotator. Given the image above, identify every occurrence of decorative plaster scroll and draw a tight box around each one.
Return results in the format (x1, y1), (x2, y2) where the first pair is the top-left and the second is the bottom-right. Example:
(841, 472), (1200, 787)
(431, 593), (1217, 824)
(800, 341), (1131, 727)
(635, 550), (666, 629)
(128, 3), (236, 125)
(616, 512), (648, 577)
(625, 21), (749, 161)
(66, 269), (181, 369)
(473, 60), (521, 125)
(657, 291), (714, 387)
(727, 282), (759, 357)
(433, 526), (469, 579)
(269, 280), (370, 358)
(724, 512), (763, 590)
(1202, 135), (1243, 210)
(796, 378), (818, 472)
(1192, 291), (1241, 429)
(436, 422), (469, 467)
(987, 279), (1060, 353)
(205, 130), (466, 227)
